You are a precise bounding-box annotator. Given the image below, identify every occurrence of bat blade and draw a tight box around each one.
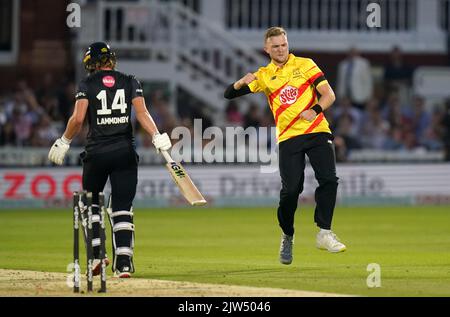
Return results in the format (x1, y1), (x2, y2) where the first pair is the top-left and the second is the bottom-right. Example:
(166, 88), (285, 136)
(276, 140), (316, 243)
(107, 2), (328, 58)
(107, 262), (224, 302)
(165, 161), (207, 206)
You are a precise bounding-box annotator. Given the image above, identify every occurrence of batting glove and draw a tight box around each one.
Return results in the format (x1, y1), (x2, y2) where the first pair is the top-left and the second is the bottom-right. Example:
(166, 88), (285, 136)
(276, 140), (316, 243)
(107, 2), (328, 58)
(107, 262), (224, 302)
(48, 136), (71, 165)
(152, 132), (172, 153)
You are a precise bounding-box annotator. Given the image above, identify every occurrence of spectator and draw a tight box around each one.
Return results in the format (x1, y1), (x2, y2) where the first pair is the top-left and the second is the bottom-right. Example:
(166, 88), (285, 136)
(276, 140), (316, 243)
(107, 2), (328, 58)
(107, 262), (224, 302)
(361, 99), (390, 149)
(336, 47), (373, 109)
(421, 108), (444, 151)
(383, 126), (406, 150)
(383, 46), (413, 103)
(334, 113), (362, 159)
(382, 91), (405, 128)
(441, 99), (450, 161)
(403, 130), (419, 151)
(408, 96), (432, 142)
(40, 94), (62, 122)
(333, 96), (363, 137)
(384, 46), (413, 81)
(12, 106), (34, 146)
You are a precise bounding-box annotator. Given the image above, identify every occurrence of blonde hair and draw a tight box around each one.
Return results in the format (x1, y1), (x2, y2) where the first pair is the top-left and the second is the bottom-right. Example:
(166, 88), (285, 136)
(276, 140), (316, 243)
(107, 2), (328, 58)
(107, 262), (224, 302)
(264, 27), (287, 43)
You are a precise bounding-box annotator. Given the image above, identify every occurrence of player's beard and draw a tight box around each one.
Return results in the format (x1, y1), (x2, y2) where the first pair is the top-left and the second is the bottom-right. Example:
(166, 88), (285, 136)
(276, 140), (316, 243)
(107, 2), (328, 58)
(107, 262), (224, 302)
(272, 52), (288, 66)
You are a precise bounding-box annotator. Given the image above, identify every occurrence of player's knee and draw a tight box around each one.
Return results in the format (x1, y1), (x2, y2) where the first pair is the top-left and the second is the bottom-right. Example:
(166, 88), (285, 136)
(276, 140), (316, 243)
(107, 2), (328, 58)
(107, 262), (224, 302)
(111, 198), (133, 212)
(280, 186), (302, 201)
(317, 175), (338, 187)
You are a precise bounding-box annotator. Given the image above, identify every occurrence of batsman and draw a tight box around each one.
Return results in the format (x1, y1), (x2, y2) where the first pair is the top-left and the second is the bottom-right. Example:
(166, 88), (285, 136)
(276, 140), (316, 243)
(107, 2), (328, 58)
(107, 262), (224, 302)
(224, 27), (346, 265)
(48, 42), (172, 277)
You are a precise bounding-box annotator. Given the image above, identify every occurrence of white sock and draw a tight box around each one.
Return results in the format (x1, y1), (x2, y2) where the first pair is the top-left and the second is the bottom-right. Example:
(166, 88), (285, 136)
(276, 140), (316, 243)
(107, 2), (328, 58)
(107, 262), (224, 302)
(320, 229), (331, 234)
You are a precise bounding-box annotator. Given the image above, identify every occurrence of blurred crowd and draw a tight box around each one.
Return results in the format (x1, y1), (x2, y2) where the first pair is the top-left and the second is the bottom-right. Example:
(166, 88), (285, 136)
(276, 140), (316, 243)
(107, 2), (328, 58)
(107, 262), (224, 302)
(0, 75), (74, 148)
(329, 46), (449, 161)
(1, 46), (450, 162)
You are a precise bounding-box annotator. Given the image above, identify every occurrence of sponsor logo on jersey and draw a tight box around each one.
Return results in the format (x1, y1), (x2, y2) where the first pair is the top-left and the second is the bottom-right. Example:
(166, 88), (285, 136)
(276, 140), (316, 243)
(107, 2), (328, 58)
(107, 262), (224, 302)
(279, 85), (299, 105)
(102, 76), (115, 88)
(75, 92), (86, 98)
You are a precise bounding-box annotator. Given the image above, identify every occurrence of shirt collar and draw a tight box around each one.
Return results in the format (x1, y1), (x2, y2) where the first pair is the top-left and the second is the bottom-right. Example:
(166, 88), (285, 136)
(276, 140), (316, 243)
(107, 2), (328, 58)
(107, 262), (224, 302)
(268, 53), (295, 71)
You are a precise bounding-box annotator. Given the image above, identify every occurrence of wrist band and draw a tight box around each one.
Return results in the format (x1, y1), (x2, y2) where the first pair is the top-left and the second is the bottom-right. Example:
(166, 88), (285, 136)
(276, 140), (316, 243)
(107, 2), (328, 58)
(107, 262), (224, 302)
(61, 135), (72, 144)
(311, 104), (323, 115)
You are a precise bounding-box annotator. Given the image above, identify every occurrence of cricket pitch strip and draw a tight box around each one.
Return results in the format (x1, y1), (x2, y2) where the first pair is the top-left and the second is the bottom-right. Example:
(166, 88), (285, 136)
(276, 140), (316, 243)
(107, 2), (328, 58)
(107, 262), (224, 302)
(0, 269), (351, 297)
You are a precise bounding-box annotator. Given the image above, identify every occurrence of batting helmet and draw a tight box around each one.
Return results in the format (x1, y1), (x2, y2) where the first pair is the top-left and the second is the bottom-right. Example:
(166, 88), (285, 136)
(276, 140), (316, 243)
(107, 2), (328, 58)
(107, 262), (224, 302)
(83, 42), (116, 73)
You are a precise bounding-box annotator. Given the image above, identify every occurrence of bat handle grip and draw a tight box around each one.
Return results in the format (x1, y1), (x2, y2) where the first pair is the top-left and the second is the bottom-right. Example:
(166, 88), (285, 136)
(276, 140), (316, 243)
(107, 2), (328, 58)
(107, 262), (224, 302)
(161, 150), (174, 163)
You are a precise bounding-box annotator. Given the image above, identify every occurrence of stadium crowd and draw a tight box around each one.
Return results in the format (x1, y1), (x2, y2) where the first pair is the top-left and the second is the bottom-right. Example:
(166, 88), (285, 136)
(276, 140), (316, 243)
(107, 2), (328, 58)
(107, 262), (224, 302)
(1, 47), (450, 162)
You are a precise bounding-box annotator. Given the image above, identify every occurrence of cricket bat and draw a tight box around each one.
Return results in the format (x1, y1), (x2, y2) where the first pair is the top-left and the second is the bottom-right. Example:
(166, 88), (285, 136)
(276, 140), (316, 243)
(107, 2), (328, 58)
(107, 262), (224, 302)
(161, 150), (207, 206)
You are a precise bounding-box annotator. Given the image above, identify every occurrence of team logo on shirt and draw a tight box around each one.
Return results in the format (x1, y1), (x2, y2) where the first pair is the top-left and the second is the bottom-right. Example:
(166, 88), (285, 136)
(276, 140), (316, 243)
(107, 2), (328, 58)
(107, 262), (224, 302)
(279, 85), (298, 105)
(292, 68), (302, 78)
(102, 76), (115, 88)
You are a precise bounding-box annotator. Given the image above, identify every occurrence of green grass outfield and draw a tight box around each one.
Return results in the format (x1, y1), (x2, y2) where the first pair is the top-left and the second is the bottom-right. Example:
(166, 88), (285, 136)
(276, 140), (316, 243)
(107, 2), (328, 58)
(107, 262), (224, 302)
(0, 206), (449, 296)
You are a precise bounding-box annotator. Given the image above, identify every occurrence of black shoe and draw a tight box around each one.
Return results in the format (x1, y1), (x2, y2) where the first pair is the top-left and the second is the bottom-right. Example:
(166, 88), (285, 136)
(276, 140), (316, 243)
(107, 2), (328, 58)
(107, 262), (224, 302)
(114, 265), (131, 278)
(114, 256), (132, 278)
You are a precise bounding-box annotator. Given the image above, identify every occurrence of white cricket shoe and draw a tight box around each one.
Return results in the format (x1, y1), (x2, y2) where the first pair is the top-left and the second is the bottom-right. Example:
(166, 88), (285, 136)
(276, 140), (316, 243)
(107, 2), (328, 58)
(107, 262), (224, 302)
(279, 233), (294, 265)
(316, 230), (346, 253)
